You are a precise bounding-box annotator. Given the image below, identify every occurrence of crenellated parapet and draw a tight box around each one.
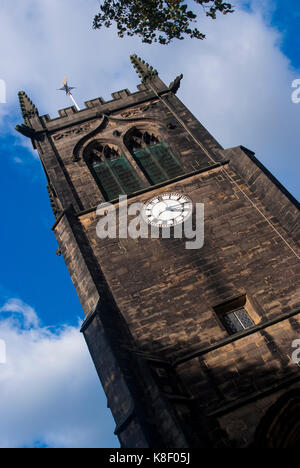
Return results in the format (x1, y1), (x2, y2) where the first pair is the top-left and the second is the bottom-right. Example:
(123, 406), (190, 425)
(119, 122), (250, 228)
(16, 55), (183, 134)
(33, 89), (162, 130)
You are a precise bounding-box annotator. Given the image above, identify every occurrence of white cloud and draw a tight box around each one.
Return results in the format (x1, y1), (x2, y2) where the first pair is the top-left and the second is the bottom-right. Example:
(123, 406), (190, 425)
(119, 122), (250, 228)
(170, 7), (300, 198)
(13, 157), (23, 164)
(0, 299), (118, 448)
(0, 298), (40, 329)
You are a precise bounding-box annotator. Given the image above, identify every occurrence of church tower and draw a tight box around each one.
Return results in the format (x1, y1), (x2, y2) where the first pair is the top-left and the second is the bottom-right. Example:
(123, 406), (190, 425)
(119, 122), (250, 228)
(17, 56), (300, 448)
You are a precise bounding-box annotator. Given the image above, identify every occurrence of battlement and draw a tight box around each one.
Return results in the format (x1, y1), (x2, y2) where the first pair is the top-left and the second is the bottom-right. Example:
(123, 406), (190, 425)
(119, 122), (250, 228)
(17, 54), (181, 132)
(38, 82), (168, 129)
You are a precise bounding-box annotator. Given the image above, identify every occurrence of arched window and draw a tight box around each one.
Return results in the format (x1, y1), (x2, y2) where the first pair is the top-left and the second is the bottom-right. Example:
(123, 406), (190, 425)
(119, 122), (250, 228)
(84, 141), (145, 201)
(127, 130), (183, 185)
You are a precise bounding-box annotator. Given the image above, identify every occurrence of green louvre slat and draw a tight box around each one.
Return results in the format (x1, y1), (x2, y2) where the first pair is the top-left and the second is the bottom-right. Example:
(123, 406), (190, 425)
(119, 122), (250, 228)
(110, 157), (145, 194)
(133, 148), (166, 184)
(92, 163), (122, 201)
(92, 155), (145, 200)
(150, 142), (184, 179)
(133, 142), (183, 185)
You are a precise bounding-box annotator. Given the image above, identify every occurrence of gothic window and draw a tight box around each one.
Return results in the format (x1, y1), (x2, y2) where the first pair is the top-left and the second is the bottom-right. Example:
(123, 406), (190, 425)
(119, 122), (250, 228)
(127, 130), (183, 185)
(84, 141), (145, 201)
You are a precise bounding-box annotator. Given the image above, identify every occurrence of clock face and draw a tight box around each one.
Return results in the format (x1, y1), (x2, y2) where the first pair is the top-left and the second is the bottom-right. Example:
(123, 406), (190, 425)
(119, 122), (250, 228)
(142, 192), (193, 227)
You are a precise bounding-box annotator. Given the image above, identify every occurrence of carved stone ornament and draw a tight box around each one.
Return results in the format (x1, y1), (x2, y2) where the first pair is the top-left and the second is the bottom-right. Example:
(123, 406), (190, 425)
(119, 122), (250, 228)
(52, 123), (93, 142)
(84, 141), (121, 166)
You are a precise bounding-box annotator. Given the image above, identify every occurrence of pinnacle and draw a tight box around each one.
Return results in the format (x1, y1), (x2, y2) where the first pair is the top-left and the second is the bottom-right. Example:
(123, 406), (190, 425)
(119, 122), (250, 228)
(18, 90), (39, 123)
(130, 54), (158, 83)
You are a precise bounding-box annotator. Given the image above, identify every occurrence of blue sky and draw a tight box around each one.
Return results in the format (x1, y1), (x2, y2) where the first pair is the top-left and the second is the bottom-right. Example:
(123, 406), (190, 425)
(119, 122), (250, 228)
(0, 0), (299, 448)
(244, 0), (300, 68)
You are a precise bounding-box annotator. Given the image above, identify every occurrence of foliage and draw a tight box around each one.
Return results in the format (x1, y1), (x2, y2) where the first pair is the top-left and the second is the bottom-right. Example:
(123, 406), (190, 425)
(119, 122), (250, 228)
(93, 0), (234, 44)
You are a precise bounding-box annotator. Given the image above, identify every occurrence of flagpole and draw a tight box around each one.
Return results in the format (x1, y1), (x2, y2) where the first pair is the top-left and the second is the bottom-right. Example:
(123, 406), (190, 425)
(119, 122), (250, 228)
(68, 92), (80, 111)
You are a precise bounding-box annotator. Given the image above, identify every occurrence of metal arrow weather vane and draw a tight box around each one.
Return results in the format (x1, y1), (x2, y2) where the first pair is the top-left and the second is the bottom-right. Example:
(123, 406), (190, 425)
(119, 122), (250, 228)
(58, 77), (80, 111)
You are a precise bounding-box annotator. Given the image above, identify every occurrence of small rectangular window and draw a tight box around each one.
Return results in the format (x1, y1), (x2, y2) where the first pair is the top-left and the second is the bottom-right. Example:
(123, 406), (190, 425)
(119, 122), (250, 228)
(214, 295), (257, 335)
(223, 308), (254, 334)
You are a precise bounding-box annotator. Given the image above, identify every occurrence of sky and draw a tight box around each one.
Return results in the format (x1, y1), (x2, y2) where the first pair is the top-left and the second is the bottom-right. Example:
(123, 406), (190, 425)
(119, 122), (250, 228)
(0, 0), (299, 448)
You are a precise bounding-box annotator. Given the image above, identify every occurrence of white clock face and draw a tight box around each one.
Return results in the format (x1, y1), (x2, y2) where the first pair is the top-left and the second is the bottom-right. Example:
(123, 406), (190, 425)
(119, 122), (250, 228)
(143, 192), (192, 227)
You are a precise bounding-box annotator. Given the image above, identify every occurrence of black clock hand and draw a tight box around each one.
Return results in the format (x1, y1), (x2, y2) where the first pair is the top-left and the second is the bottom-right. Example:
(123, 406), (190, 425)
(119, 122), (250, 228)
(166, 203), (190, 211)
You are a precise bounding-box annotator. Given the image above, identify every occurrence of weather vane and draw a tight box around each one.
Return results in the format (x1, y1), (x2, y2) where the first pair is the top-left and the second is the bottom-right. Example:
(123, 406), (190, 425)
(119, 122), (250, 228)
(58, 78), (80, 111)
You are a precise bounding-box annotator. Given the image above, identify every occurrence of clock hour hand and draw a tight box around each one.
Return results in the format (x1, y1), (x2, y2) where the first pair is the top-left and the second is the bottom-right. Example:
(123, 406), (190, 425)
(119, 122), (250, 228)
(166, 202), (190, 211)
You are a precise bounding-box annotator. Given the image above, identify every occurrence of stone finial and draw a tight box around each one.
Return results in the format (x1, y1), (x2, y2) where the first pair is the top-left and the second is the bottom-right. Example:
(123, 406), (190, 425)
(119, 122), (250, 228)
(130, 54), (158, 83)
(18, 91), (39, 124)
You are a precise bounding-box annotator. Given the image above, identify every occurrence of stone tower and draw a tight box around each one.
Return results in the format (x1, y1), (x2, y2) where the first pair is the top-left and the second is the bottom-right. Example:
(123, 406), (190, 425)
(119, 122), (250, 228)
(17, 55), (300, 448)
